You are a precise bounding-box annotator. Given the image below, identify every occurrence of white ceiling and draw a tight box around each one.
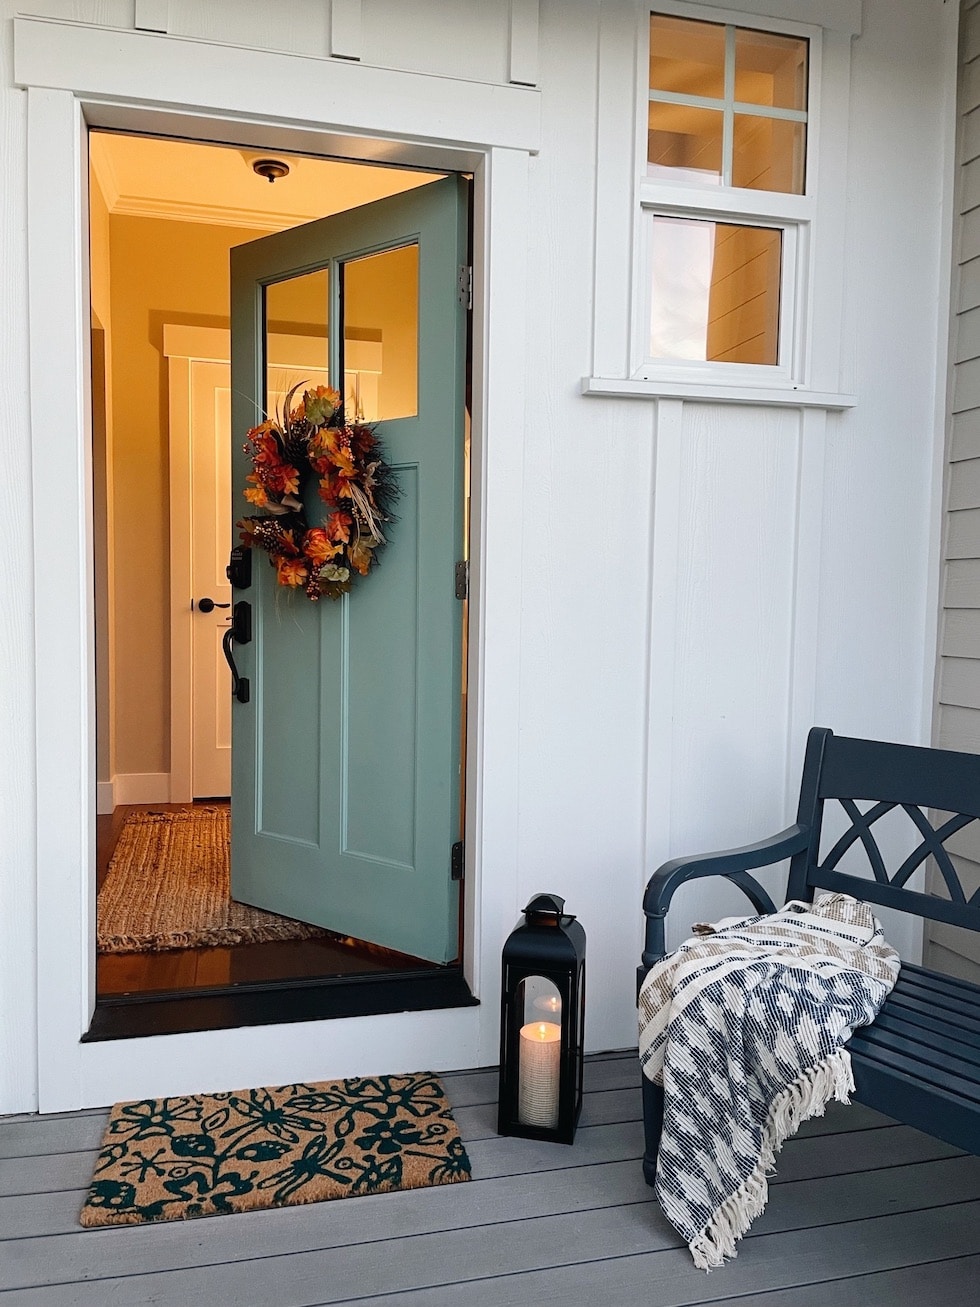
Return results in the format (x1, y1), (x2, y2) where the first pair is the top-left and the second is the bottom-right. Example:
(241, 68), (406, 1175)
(89, 132), (442, 232)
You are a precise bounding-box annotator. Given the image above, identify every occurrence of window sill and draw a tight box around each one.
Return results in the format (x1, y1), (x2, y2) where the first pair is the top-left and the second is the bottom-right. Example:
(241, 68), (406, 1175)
(581, 377), (857, 410)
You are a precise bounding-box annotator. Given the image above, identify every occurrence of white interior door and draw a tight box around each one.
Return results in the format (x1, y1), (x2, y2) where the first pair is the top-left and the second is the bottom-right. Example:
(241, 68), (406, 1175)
(167, 330), (332, 801)
(189, 364), (234, 797)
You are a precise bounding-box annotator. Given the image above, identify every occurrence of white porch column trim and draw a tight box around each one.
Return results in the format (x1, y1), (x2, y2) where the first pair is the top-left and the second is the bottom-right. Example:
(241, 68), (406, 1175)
(27, 86), (95, 1111)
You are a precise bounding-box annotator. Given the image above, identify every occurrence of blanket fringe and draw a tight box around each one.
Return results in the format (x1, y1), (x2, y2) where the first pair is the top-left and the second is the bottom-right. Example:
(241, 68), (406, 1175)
(688, 1049), (855, 1271)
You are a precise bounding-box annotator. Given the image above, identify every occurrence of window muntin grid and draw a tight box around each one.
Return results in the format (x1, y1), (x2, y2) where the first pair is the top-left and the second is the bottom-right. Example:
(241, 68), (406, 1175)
(648, 13), (808, 195)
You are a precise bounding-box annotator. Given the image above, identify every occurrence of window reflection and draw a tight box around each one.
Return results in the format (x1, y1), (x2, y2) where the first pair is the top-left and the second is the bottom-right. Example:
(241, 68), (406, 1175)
(648, 102), (723, 182)
(650, 217), (782, 366)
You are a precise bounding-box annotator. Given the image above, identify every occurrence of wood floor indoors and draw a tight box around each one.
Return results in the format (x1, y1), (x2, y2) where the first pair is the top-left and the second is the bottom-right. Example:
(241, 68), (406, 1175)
(1, 1051), (979, 1305)
(96, 804), (430, 996)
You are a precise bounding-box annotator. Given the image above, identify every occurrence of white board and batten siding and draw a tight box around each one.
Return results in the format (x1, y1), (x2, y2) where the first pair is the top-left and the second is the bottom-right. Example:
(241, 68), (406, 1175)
(930, 0), (980, 983)
(0, 0), (962, 1113)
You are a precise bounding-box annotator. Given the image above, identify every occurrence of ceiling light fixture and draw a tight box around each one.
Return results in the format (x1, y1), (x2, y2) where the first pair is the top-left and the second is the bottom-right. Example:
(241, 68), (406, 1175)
(252, 158), (290, 184)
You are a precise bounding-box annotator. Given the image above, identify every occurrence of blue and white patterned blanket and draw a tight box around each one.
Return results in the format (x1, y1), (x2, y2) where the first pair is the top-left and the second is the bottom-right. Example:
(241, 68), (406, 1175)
(638, 893), (899, 1269)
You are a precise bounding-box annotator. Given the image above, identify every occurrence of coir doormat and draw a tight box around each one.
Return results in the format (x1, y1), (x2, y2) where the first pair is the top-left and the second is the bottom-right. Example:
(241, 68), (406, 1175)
(80, 1072), (471, 1227)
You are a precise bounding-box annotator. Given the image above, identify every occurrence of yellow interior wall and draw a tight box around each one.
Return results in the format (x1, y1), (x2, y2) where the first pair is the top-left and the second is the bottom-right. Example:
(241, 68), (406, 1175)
(90, 176), (113, 786)
(108, 215), (272, 777)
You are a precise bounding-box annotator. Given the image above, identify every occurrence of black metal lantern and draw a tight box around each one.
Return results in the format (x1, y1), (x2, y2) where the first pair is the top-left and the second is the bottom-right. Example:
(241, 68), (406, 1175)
(497, 893), (586, 1144)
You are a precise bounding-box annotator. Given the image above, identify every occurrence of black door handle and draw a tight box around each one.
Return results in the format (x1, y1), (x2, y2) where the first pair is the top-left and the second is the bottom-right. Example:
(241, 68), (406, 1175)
(222, 600), (252, 703)
(197, 597), (231, 613)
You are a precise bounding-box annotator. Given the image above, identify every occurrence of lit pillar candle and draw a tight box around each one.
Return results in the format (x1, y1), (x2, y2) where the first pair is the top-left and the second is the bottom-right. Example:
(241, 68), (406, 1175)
(518, 1021), (561, 1129)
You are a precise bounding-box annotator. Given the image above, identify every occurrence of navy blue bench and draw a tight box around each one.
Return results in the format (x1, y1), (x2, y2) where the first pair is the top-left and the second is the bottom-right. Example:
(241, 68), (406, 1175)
(638, 727), (980, 1187)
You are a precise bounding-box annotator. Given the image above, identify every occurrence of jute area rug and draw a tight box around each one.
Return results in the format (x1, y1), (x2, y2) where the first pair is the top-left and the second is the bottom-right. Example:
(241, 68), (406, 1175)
(97, 806), (331, 954)
(80, 1072), (471, 1226)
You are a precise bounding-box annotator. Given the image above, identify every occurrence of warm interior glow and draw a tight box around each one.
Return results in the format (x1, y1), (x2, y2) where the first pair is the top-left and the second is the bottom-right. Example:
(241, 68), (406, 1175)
(89, 131), (444, 786)
(650, 217), (781, 366)
(647, 14), (808, 196)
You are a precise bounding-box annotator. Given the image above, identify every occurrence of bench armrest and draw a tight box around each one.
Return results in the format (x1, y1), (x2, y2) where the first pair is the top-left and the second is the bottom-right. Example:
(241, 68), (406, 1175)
(640, 823), (810, 971)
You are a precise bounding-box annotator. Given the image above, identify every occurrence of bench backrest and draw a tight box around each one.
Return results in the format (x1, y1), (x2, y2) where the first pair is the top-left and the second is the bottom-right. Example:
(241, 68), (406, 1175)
(786, 727), (980, 931)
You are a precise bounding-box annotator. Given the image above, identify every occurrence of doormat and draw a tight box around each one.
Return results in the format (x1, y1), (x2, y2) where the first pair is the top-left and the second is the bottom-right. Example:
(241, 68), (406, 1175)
(79, 1072), (471, 1227)
(96, 807), (332, 953)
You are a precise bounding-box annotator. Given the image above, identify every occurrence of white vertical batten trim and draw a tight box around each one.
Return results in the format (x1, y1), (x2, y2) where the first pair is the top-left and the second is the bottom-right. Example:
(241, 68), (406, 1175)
(28, 86), (93, 1111)
(509, 0), (540, 87)
(643, 398), (685, 886)
(927, 0), (962, 748)
(785, 406), (827, 813)
(591, 0), (637, 380)
(134, 1), (169, 34)
(330, 0), (362, 61)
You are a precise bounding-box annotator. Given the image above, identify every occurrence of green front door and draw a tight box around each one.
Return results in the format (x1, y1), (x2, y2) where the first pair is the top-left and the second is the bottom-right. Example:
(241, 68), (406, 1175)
(229, 177), (468, 965)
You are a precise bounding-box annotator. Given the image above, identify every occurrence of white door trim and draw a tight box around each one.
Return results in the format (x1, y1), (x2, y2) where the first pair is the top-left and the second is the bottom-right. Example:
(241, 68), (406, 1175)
(21, 22), (533, 1112)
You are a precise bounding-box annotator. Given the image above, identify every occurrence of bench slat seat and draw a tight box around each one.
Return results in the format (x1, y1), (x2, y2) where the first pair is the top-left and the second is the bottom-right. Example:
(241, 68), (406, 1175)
(639, 727), (980, 1187)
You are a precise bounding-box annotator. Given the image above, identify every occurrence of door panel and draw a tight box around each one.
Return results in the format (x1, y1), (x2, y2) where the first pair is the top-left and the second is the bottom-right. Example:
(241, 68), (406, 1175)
(230, 176), (467, 965)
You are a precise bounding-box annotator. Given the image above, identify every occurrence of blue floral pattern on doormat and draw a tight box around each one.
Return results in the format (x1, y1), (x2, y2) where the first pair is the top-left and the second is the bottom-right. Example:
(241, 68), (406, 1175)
(79, 1072), (471, 1226)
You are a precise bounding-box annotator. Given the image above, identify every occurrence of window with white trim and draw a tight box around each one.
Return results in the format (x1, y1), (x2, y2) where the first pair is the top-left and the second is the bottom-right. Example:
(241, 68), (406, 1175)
(585, 0), (859, 408)
(641, 8), (811, 381)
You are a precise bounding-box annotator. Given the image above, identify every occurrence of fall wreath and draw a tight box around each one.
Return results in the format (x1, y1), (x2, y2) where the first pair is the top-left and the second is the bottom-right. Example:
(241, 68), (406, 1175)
(237, 384), (398, 601)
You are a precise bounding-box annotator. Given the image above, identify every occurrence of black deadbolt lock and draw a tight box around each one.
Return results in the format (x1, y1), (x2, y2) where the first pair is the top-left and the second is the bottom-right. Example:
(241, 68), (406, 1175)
(226, 546), (252, 590)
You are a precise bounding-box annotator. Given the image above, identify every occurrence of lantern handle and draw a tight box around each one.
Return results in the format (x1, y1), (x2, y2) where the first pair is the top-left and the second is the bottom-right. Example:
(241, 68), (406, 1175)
(523, 893), (572, 924)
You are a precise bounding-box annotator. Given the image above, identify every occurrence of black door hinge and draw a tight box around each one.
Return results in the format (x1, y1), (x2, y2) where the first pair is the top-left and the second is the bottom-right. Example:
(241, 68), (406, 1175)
(454, 560), (469, 600)
(457, 265), (473, 310)
(451, 841), (464, 881)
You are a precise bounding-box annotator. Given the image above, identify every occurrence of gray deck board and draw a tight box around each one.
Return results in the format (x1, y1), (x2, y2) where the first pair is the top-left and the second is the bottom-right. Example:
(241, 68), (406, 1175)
(4, 1202), (979, 1306)
(0, 1052), (977, 1306)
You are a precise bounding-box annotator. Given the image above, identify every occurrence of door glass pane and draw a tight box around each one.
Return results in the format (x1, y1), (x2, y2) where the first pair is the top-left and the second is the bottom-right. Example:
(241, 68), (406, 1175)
(732, 114), (806, 194)
(649, 14), (725, 100)
(648, 102), (723, 181)
(342, 244), (419, 421)
(264, 269), (330, 424)
(734, 29), (807, 111)
(650, 216), (782, 366)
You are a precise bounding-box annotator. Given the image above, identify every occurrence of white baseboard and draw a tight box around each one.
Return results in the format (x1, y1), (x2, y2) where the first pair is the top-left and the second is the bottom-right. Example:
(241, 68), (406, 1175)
(110, 772), (171, 807)
(96, 780), (115, 815)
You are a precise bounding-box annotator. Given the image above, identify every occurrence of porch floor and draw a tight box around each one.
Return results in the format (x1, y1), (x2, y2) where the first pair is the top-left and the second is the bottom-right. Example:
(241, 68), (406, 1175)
(1, 1051), (978, 1305)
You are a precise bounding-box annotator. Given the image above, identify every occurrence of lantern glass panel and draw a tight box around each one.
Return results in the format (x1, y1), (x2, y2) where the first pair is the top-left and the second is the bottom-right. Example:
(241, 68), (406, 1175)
(516, 976), (562, 1131)
(522, 974), (562, 1024)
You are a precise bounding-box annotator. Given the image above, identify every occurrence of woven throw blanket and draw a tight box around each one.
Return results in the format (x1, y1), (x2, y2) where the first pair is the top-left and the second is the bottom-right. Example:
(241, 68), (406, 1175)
(638, 892), (899, 1270)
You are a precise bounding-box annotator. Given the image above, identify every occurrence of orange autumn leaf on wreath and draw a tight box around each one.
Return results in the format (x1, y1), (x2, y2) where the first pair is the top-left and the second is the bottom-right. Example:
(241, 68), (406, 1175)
(348, 538), (375, 576)
(264, 463), (300, 496)
(308, 427), (341, 473)
(250, 431), (281, 465)
(325, 511), (353, 544)
(303, 528), (342, 566)
(276, 556), (309, 588)
(244, 474), (268, 507)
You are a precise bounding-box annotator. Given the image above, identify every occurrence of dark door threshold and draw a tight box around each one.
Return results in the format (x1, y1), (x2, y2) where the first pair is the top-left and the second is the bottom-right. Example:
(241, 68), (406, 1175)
(83, 968), (478, 1041)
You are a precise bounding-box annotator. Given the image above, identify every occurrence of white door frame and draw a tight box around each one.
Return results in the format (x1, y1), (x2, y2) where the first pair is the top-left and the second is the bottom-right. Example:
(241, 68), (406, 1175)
(18, 16), (537, 1111)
